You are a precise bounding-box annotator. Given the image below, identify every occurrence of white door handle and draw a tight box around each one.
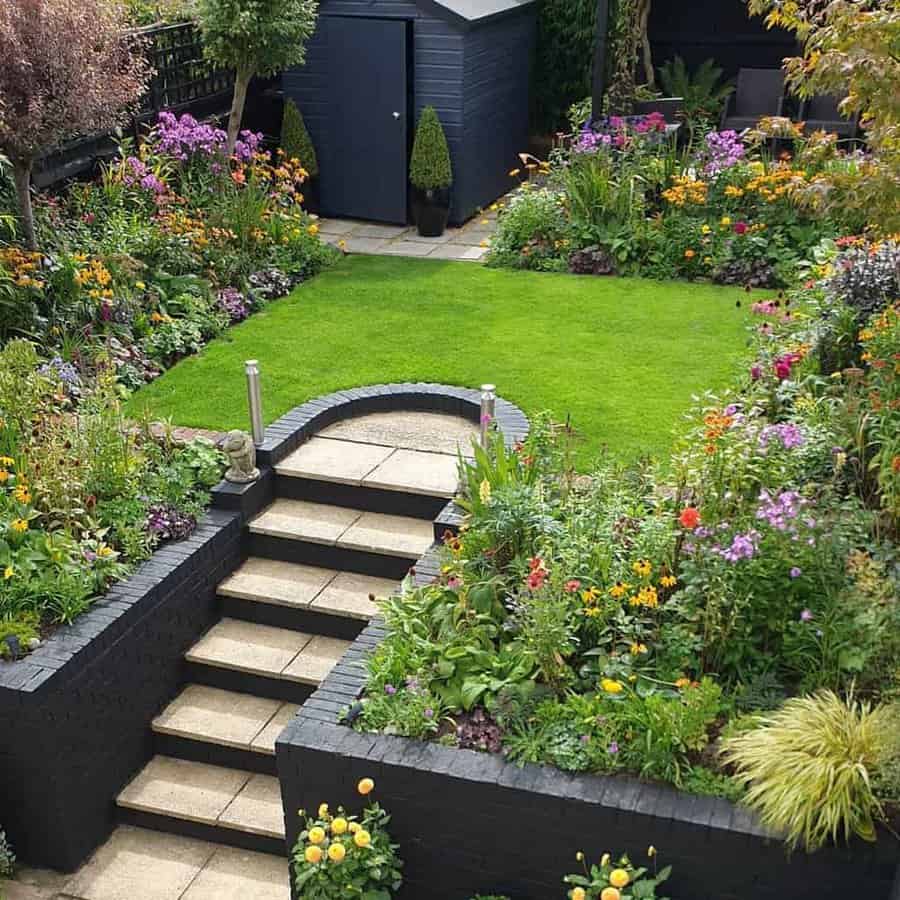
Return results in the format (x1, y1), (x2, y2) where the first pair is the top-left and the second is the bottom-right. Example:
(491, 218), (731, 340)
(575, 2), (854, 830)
(392, 111), (401, 119)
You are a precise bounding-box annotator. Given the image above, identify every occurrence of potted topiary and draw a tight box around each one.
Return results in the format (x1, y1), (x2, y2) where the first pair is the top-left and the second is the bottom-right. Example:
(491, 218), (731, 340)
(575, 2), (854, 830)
(281, 98), (320, 213)
(410, 105), (452, 237)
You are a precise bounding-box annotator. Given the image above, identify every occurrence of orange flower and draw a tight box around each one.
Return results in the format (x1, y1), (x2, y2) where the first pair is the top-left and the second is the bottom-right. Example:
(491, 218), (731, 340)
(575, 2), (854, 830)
(679, 507), (700, 529)
(231, 169), (246, 185)
(684, 248), (696, 259)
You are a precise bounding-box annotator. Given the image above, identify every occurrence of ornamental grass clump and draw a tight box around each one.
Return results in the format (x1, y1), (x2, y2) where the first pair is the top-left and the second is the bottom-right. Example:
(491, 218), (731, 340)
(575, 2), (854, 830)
(721, 691), (893, 851)
(292, 777), (402, 900)
(409, 106), (452, 190)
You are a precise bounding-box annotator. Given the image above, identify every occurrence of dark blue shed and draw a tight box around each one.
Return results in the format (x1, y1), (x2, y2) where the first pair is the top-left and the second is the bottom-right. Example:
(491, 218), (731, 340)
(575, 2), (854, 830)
(283, 0), (538, 225)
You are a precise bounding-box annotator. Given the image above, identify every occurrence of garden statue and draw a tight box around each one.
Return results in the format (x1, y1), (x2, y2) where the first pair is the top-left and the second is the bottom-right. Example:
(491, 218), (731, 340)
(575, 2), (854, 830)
(222, 430), (260, 483)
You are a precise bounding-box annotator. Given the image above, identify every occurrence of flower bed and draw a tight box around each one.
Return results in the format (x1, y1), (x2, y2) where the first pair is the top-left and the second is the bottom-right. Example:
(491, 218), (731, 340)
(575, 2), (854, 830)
(488, 116), (868, 288)
(345, 237), (900, 860)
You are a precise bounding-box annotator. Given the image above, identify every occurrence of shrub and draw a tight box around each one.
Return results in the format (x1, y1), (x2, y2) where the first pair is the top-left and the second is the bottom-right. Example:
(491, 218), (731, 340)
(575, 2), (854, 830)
(281, 98), (319, 178)
(657, 57), (733, 146)
(0, 827), (13, 877)
(292, 777), (402, 900)
(487, 188), (570, 271)
(824, 239), (900, 323)
(409, 106), (452, 190)
(722, 691), (894, 850)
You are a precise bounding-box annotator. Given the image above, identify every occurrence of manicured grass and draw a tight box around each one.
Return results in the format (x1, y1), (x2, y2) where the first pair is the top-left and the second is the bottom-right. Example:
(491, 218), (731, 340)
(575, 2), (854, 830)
(127, 256), (751, 465)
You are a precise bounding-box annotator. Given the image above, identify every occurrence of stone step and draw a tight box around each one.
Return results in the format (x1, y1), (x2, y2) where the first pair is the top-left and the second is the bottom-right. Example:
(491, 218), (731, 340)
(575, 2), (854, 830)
(116, 757), (285, 855)
(152, 684), (295, 761)
(63, 825), (289, 900)
(276, 436), (461, 498)
(184, 618), (351, 703)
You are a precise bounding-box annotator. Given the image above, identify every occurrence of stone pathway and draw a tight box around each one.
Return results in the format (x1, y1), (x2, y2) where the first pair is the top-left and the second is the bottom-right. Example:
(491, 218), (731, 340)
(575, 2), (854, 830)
(2, 410), (476, 900)
(316, 208), (502, 262)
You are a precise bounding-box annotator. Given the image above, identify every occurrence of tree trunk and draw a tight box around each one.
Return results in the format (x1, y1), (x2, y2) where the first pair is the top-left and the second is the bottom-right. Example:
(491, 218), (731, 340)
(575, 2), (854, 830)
(639, 0), (655, 89)
(592, 0), (611, 122)
(226, 68), (253, 157)
(12, 159), (36, 250)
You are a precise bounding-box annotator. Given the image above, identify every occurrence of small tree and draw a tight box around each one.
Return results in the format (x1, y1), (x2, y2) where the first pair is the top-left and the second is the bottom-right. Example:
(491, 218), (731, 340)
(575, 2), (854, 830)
(0, 0), (150, 249)
(196, 0), (319, 156)
(281, 98), (318, 178)
(409, 107), (452, 191)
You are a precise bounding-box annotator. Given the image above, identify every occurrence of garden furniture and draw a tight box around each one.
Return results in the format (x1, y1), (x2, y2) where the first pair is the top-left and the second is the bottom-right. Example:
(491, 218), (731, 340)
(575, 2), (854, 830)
(800, 94), (860, 140)
(720, 67), (785, 131)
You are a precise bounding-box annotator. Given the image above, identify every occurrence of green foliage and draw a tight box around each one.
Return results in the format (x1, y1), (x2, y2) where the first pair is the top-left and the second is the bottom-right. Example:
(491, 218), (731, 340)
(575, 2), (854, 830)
(0, 827), (13, 878)
(657, 57), (733, 145)
(281, 99), (319, 178)
(565, 849), (672, 900)
(0, 611), (39, 659)
(409, 107), (452, 190)
(722, 691), (893, 850)
(196, 0), (318, 78)
(487, 188), (571, 271)
(531, 0), (596, 132)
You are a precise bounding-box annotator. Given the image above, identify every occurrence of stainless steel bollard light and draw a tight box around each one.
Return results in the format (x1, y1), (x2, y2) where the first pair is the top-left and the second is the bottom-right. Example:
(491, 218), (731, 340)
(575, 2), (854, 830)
(245, 359), (265, 446)
(480, 383), (496, 448)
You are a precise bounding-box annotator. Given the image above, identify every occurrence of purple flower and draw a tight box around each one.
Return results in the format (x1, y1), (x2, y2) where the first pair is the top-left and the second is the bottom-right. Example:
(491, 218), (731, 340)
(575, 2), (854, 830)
(800, 608), (814, 622)
(146, 503), (196, 542)
(580, 734), (590, 744)
(718, 530), (760, 563)
(384, 684), (396, 696)
(480, 413), (493, 426)
(790, 566), (802, 579)
(759, 423), (805, 451)
(139, 173), (166, 194)
(608, 741), (619, 755)
(756, 490), (806, 531)
(423, 708), (434, 719)
(702, 130), (746, 176)
(216, 287), (251, 323)
(750, 364), (762, 381)
(446, 576), (462, 589)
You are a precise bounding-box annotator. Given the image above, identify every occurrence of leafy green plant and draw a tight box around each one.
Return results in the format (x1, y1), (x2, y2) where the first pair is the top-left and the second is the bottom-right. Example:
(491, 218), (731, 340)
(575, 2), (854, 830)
(0, 826), (13, 878)
(409, 107), (452, 190)
(281, 98), (319, 179)
(722, 691), (893, 850)
(657, 57), (733, 145)
(292, 778), (402, 900)
(565, 847), (672, 900)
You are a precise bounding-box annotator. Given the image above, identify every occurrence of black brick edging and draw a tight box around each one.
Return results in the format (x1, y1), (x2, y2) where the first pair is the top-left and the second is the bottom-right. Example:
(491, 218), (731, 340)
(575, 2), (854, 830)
(270, 396), (900, 900)
(0, 508), (242, 870)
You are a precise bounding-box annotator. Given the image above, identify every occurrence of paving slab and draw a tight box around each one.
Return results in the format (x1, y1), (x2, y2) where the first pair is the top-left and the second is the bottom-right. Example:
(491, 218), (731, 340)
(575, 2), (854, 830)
(318, 411), (476, 455)
(276, 437), (394, 485)
(380, 241), (437, 257)
(62, 827), (215, 900)
(460, 246), (489, 260)
(362, 448), (460, 497)
(152, 685), (282, 750)
(315, 218), (360, 236)
(218, 774), (285, 839)
(217, 558), (337, 609)
(342, 237), (390, 254)
(351, 224), (410, 239)
(282, 635), (352, 685)
(310, 571), (398, 620)
(185, 619), (312, 678)
(250, 499), (361, 545)
(402, 229), (460, 244)
(180, 846), (289, 900)
(339, 511), (434, 559)
(117, 758), (250, 827)
(250, 703), (297, 756)
(425, 244), (481, 261)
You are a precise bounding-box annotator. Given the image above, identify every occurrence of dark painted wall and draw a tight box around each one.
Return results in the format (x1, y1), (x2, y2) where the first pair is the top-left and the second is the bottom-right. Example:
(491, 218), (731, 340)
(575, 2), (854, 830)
(649, 0), (797, 80)
(0, 511), (242, 871)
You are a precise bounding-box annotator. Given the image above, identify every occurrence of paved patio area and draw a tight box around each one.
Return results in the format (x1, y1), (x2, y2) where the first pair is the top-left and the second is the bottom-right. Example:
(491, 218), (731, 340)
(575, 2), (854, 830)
(316, 206), (501, 261)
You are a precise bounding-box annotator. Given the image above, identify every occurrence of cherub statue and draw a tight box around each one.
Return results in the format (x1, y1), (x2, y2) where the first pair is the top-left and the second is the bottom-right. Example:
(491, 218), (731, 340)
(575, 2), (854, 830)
(222, 430), (259, 483)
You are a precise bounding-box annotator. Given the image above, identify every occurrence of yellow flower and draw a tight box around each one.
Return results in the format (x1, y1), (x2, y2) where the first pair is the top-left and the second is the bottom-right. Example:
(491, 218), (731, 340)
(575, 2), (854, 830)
(479, 239), (490, 248)
(0, 456), (14, 467)
(601, 888), (621, 900)
(348, 822), (361, 834)
(572, 889), (586, 900)
(11, 518), (28, 533)
(647, 845), (657, 858)
(353, 829), (371, 848)
(318, 803), (329, 818)
(675, 677), (691, 689)
(632, 559), (652, 577)
(600, 853), (611, 866)
(479, 479), (492, 504)
(575, 851), (584, 861)
(609, 869), (630, 888)
(720, 216), (732, 227)
(703, 256), (713, 264)
(357, 778), (375, 796)
(338, 239), (347, 250)
(331, 817), (348, 835)
(480, 218), (489, 225)
(328, 841), (346, 862)
(0, 470), (8, 483)
(630, 642), (648, 655)
(601, 678), (623, 694)
(701, 224), (711, 235)
(98, 544), (114, 558)
(3, 565), (13, 580)
(304, 845), (323, 864)
(508, 168), (521, 177)
(308, 826), (326, 844)
(307, 223), (320, 236)
(135, 281), (146, 290)
(609, 581), (629, 599)
(660, 575), (677, 588)
(13, 486), (31, 504)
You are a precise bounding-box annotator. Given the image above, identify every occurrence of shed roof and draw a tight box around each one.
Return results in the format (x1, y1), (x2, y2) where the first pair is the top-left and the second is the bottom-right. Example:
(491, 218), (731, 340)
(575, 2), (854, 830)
(422, 0), (538, 27)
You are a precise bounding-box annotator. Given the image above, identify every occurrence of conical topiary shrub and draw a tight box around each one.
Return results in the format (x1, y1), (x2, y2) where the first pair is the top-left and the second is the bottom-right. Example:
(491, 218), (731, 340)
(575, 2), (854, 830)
(409, 106), (452, 190)
(281, 98), (318, 179)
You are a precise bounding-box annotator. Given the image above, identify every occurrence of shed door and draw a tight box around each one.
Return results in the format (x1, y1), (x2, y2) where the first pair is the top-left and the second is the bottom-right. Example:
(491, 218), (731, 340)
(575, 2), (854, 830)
(321, 16), (409, 223)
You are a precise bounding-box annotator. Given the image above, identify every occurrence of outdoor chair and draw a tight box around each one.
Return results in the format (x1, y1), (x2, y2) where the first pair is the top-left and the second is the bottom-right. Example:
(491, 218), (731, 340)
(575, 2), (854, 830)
(720, 68), (785, 131)
(800, 94), (860, 140)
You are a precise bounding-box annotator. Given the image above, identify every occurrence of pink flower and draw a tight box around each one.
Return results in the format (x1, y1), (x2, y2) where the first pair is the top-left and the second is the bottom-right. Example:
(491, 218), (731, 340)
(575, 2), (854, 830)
(774, 360), (792, 380)
(733, 221), (748, 235)
(564, 579), (581, 593)
(750, 364), (762, 381)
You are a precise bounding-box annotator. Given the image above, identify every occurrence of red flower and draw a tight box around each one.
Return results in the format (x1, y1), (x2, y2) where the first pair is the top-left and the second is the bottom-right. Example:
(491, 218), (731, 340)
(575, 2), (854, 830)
(679, 507), (701, 529)
(774, 360), (792, 380)
(564, 579), (581, 593)
(528, 557), (544, 571)
(733, 221), (748, 235)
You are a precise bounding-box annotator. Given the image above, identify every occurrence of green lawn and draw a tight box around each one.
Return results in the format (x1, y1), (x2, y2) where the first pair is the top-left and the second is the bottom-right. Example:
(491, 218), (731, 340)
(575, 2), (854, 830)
(127, 256), (751, 465)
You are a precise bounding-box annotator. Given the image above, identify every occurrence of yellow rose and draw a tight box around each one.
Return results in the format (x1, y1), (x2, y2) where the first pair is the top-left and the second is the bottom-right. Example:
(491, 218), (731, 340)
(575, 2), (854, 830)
(720, 216), (732, 226)
(331, 817), (348, 835)
(572, 889), (586, 900)
(308, 826), (326, 845)
(600, 889), (621, 900)
(328, 841), (346, 862)
(353, 829), (371, 848)
(609, 869), (630, 888)
(357, 778), (375, 796)
(304, 845), (323, 864)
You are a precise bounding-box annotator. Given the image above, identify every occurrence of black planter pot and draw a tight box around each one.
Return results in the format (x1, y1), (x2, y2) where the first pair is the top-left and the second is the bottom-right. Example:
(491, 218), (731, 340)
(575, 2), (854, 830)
(412, 185), (451, 237)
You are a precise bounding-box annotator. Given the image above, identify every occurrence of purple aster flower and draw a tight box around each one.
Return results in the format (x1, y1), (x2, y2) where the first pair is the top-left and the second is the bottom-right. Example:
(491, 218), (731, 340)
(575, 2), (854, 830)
(800, 609), (814, 622)
(384, 684), (396, 696)
(608, 741), (619, 755)
(423, 708), (434, 719)
(702, 130), (746, 176)
(790, 567), (802, 579)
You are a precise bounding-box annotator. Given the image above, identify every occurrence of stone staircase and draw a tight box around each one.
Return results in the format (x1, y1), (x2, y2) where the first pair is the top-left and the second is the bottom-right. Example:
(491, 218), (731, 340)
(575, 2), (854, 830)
(83, 412), (475, 899)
